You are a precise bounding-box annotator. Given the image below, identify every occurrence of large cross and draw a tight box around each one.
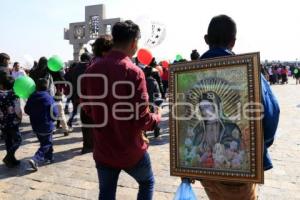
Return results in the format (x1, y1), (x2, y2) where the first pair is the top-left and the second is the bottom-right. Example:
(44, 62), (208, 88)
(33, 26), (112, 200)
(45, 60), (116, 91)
(64, 4), (121, 61)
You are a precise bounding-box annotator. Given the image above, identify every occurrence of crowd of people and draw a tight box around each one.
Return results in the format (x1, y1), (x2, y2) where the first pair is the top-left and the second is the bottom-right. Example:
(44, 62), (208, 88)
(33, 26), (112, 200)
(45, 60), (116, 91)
(0, 15), (280, 200)
(262, 64), (300, 85)
(0, 25), (170, 169)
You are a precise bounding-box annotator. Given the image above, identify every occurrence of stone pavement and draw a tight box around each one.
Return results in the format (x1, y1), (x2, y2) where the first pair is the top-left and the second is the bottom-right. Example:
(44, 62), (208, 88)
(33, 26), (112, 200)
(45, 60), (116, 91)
(0, 79), (300, 200)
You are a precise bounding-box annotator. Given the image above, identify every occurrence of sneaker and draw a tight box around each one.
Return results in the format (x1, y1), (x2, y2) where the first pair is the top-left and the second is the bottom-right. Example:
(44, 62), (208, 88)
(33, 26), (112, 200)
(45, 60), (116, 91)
(28, 159), (38, 171)
(44, 159), (54, 164)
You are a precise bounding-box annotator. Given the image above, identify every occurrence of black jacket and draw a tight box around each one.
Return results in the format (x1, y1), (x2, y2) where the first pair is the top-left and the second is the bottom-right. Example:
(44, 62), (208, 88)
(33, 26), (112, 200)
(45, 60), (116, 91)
(64, 62), (88, 100)
(146, 76), (160, 103)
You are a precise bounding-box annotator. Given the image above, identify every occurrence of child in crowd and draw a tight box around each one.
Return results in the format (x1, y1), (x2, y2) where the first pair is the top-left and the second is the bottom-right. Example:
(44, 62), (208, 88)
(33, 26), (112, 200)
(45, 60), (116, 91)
(0, 72), (22, 167)
(54, 84), (71, 136)
(25, 78), (58, 171)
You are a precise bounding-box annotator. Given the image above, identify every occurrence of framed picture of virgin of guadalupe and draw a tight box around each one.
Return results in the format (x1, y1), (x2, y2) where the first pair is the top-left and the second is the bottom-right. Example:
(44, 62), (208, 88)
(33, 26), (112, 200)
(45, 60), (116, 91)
(169, 52), (264, 183)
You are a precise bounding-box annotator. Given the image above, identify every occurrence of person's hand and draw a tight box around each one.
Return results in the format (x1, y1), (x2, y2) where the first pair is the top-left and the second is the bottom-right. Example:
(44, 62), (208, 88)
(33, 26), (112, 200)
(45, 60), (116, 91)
(141, 131), (149, 144)
(181, 177), (196, 184)
(155, 106), (162, 115)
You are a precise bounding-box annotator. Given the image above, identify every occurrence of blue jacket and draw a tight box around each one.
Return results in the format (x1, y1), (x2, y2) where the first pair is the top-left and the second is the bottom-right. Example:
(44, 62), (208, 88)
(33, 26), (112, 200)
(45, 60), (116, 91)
(25, 91), (58, 134)
(201, 48), (280, 171)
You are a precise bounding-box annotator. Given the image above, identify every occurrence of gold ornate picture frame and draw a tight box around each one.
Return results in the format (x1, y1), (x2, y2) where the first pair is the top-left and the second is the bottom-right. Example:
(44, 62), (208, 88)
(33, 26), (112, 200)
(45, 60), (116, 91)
(169, 52), (264, 183)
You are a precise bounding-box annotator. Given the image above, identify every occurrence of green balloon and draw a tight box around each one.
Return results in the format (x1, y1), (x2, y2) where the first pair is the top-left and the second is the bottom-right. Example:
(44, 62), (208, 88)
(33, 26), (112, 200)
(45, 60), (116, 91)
(294, 69), (299, 74)
(13, 76), (36, 99)
(176, 54), (183, 61)
(48, 55), (64, 72)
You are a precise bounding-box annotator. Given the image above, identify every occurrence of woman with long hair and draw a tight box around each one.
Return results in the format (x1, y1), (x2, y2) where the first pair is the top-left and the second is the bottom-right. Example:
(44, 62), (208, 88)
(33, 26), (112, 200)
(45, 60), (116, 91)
(29, 57), (56, 96)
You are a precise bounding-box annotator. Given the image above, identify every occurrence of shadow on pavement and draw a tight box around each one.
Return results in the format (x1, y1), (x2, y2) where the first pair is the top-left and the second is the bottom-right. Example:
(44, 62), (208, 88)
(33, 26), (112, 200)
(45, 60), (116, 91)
(0, 129), (37, 151)
(149, 135), (169, 146)
(0, 125), (84, 180)
(0, 163), (34, 179)
(147, 130), (170, 146)
(0, 147), (82, 180)
(53, 137), (83, 146)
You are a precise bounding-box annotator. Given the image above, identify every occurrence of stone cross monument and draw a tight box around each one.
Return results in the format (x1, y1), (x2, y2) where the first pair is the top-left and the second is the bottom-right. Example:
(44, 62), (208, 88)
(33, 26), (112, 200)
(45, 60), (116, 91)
(64, 4), (121, 61)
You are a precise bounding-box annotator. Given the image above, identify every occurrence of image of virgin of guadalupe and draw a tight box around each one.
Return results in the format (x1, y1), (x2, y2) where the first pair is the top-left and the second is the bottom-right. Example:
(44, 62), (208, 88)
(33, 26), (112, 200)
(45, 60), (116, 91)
(193, 91), (241, 151)
(189, 91), (244, 169)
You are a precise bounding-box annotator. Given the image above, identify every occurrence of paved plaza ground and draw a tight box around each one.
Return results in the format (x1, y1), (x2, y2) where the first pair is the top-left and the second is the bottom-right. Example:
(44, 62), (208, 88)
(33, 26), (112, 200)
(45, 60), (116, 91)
(0, 79), (300, 200)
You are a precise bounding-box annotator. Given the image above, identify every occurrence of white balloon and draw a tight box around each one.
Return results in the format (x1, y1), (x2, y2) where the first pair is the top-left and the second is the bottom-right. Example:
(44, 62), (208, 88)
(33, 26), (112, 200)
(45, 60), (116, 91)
(135, 15), (152, 48)
(145, 21), (167, 48)
(135, 15), (166, 49)
(23, 54), (34, 69)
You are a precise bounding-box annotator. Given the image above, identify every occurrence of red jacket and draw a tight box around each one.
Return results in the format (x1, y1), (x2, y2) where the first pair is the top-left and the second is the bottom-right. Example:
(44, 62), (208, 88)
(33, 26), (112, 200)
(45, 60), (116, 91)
(81, 50), (160, 168)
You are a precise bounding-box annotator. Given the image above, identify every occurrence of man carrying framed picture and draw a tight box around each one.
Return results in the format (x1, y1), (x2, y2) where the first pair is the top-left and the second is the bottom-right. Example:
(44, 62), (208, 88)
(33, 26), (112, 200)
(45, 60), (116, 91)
(192, 14), (280, 200)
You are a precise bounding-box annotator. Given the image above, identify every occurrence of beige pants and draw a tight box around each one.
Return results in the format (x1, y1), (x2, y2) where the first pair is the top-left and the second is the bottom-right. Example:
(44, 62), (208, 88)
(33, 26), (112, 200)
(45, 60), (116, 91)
(57, 101), (68, 131)
(200, 180), (257, 200)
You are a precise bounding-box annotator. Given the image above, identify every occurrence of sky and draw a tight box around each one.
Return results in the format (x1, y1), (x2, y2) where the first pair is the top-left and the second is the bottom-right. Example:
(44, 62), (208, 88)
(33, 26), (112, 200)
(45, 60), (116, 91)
(1, 0), (300, 68)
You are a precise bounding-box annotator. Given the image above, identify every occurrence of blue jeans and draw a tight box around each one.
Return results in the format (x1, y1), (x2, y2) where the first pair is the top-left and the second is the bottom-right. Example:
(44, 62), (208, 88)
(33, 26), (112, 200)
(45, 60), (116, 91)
(96, 152), (155, 200)
(33, 133), (53, 163)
